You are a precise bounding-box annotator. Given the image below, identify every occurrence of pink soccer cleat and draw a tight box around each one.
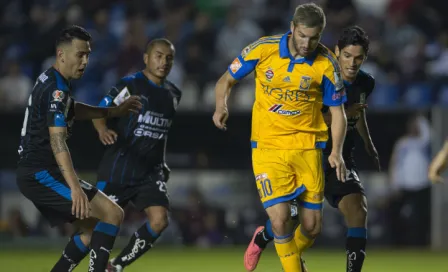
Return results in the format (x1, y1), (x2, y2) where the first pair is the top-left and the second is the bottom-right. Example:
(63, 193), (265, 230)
(244, 226), (266, 271)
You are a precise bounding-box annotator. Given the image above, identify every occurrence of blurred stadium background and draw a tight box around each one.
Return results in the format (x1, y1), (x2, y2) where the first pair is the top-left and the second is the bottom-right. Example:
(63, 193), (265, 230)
(1, 0), (448, 271)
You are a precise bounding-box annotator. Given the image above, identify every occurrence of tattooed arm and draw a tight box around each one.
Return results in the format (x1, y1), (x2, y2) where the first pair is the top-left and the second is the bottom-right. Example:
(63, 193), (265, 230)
(49, 126), (80, 190)
(49, 126), (90, 219)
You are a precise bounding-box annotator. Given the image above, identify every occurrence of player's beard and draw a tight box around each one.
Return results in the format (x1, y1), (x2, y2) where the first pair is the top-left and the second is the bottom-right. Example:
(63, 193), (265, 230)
(292, 35), (301, 57)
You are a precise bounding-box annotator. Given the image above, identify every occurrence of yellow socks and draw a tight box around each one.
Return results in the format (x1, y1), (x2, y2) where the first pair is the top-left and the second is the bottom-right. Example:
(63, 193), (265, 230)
(274, 235), (302, 272)
(294, 224), (315, 254)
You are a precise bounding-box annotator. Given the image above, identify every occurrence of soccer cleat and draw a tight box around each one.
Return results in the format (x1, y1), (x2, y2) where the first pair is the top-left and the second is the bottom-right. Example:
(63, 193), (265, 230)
(106, 258), (123, 272)
(244, 226), (266, 271)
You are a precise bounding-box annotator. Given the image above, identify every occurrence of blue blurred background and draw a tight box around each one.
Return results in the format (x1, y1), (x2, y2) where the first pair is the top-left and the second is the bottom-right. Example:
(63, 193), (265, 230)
(0, 0), (448, 256)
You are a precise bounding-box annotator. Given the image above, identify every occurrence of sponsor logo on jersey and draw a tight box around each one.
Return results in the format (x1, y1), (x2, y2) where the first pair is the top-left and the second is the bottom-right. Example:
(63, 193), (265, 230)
(230, 58), (242, 73)
(38, 72), (48, 83)
(265, 67), (274, 81)
(268, 104), (301, 116)
(113, 87), (131, 105)
(52, 90), (65, 101)
(134, 111), (172, 139)
(332, 89), (346, 101)
(262, 84), (312, 102)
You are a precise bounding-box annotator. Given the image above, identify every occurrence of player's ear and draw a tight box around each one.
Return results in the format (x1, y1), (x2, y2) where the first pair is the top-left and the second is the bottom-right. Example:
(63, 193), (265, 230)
(335, 45), (340, 58)
(57, 48), (64, 62)
(143, 53), (149, 66)
(290, 21), (295, 33)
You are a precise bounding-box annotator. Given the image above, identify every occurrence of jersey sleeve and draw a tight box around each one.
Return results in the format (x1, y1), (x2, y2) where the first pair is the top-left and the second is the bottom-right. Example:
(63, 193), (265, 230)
(228, 39), (265, 80)
(47, 89), (72, 127)
(365, 75), (375, 99)
(321, 53), (347, 107)
(98, 80), (131, 107)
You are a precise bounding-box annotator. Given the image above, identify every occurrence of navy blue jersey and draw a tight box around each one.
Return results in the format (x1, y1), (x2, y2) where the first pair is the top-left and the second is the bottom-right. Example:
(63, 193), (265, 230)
(97, 71), (181, 184)
(323, 70), (375, 159)
(18, 67), (75, 168)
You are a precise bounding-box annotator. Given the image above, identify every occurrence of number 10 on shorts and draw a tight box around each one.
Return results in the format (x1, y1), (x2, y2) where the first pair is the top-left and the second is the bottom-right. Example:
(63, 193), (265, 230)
(256, 173), (272, 199)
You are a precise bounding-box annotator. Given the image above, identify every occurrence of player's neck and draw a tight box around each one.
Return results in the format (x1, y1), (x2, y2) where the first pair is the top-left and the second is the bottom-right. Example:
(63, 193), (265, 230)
(53, 63), (71, 81)
(342, 73), (357, 83)
(142, 70), (164, 86)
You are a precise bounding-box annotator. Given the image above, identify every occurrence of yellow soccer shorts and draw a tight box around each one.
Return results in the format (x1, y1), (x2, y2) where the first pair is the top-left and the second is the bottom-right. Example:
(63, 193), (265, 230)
(252, 147), (324, 210)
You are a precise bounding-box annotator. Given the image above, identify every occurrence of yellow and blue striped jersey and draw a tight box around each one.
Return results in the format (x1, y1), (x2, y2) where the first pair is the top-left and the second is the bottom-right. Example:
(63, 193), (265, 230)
(228, 31), (347, 150)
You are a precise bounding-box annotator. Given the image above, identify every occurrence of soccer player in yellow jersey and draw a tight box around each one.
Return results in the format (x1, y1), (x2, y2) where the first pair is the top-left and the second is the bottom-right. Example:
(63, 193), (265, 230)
(213, 3), (347, 272)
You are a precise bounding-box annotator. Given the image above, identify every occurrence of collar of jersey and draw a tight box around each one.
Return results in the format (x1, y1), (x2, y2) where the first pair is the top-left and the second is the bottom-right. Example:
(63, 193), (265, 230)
(279, 31), (318, 66)
(137, 71), (164, 88)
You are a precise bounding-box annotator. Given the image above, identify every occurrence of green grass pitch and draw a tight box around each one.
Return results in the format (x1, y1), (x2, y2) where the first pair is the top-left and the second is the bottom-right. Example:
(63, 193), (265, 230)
(0, 247), (447, 271)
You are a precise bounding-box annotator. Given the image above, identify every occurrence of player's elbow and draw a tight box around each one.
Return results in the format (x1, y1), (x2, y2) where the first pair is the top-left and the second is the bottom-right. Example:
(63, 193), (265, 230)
(216, 71), (237, 90)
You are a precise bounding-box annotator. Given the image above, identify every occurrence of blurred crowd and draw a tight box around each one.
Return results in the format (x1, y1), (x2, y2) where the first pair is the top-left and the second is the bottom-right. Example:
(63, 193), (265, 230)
(1, 0), (448, 112)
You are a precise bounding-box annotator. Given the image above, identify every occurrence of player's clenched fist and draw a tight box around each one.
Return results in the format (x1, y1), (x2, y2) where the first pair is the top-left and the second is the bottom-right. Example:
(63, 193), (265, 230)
(213, 107), (229, 131)
(328, 152), (347, 182)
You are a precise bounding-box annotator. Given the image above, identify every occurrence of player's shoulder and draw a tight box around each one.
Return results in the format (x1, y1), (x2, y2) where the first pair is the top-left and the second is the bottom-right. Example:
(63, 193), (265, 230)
(243, 34), (282, 55)
(164, 80), (182, 98)
(120, 71), (143, 84)
(315, 44), (339, 70)
(34, 68), (58, 90)
(357, 69), (375, 86)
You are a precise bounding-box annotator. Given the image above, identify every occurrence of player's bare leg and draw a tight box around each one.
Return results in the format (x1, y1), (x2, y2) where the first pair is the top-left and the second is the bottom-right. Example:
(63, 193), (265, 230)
(108, 206), (169, 271)
(338, 193), (368, 272)
(266, 202), (303, 272)
(51, 191), (123, 272)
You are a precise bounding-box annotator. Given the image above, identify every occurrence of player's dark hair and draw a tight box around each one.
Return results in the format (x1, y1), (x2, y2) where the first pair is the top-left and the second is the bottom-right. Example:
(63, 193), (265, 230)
(337, 26), (369, 54)
(292, 3), (326, 29)
(145, 38), (175, 54)
(55, 25), (91, 48)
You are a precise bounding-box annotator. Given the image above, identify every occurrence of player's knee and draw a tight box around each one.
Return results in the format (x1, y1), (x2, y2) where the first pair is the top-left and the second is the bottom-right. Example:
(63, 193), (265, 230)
(301, 215), (322, 238)
(104, 204), (124, 226)
(147, 210), (169, 233)
(79, 231), (92, 245)
(346, 201), (367, 227)
(269, 212), (291, 235)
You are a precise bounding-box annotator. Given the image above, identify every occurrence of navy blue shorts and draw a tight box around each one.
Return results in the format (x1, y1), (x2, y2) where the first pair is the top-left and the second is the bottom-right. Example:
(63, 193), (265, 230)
(16, 167), (98, 227)
(323, 159), (365, 208)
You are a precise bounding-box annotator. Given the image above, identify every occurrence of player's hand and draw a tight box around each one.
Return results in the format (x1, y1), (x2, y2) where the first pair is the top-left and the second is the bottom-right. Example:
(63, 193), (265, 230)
(110, 95), (142, 117)
(346, 103), (367, 119)
(428, 158), (447, 184)
(213, 107), (229, 131)
(98, 128), (118, 145)
(328, 152), (346, 182)
(71, 187), (91, 220)
(365, 142), (381, 172)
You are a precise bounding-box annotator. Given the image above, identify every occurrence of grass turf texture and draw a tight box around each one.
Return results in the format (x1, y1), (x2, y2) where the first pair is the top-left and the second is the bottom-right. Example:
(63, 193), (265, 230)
(0, 247), (446, 272)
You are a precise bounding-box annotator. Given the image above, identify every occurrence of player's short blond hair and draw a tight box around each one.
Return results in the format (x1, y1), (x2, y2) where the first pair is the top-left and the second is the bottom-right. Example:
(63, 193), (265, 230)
(292, 3), (326, 29)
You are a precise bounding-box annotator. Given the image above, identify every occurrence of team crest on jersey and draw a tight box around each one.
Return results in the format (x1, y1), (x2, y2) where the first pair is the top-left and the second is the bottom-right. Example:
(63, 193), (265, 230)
(299, 76), (312, 91)
(230, 58), (242, 73)
(265, 68), (274, 81)
(52, 90), (65, 101)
